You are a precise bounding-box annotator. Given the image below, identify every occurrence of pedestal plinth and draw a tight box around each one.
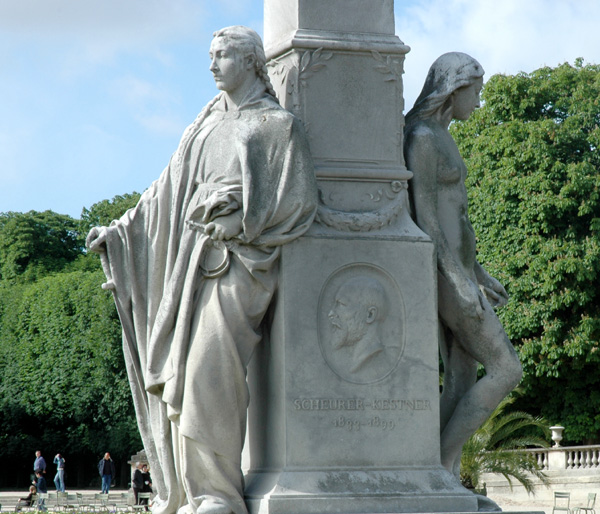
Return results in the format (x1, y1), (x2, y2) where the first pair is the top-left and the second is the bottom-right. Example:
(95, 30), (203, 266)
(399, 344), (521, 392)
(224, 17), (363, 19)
(243, 232), (477, 514)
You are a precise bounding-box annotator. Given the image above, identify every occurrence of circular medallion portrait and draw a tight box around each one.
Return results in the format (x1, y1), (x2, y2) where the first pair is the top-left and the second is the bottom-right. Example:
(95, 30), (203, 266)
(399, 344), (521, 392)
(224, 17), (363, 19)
(317, 263), (405, 384)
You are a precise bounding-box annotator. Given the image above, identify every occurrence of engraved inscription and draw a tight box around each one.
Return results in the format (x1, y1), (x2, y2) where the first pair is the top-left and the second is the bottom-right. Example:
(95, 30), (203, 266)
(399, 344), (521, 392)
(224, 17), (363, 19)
(333, 415), (396, 431)
(293, 398), (432, 411)
(293, 398), (365, 411)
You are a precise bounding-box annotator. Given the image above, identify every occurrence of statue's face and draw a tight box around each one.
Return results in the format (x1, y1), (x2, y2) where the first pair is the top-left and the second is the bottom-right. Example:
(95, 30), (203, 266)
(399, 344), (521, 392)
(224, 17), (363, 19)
(452, 76), (483, 121)
(209, 37), (252, 94)
(328, 286), (368, 349)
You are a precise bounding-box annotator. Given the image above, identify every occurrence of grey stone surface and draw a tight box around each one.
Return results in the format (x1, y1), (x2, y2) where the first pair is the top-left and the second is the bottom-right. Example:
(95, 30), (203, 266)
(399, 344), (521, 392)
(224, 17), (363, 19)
(88, 26), (317, 514)
(244, 236), (477, 513)
(242, 3), (482, 514)
(265, 0), (395, 50)
(404, 52), (523, 478)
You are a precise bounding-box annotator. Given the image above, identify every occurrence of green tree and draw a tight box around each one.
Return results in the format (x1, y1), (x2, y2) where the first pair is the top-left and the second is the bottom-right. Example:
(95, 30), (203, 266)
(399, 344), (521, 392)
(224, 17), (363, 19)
(79, 192), (141, 236)
(460, 392), (550, 494)
(0, 270), (140, 460)
(452, 59), (600, 443)
(0, 211), (81, 282)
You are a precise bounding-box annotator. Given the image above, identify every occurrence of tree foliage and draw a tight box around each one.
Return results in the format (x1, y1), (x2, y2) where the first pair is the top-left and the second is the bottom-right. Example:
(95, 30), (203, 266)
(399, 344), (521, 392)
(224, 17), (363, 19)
(0, 271), (139, 457)
(0, 211), (81, 282)
(452, 59), (600, 442)
(79, 192), (141, 236)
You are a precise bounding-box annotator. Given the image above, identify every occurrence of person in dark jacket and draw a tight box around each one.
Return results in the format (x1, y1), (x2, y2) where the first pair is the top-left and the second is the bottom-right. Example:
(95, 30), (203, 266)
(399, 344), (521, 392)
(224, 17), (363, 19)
(34, 471), (47, 511)
(98, 453), (116, 494)
(141, 464), (152, 510)
(132, 462), (144, 504)
(141, 465), (152, 494)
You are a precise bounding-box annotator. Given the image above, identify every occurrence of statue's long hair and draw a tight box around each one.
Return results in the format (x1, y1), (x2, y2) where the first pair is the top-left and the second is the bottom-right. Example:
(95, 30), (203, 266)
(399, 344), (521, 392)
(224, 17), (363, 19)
(405, 52), (483, 127)
(213, 25), (279, 104)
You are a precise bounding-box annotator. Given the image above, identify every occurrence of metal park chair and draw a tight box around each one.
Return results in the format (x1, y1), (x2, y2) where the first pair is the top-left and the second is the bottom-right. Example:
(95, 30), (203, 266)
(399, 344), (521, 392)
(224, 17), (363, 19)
(53, 492), (69, 511)
(131, 493), (151, 513)
(111, 493), (134, 513)
(36, 493), (48, 512)
(573, 493), (597, 514)
(63, 493), (84, 512)
(88, 493), (110, 513)
(553, 492), (572, 514)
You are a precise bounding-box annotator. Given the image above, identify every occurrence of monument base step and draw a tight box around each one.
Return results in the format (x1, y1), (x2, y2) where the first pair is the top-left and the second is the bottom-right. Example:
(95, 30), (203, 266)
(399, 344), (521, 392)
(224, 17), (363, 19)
(245, 468), (481, 514)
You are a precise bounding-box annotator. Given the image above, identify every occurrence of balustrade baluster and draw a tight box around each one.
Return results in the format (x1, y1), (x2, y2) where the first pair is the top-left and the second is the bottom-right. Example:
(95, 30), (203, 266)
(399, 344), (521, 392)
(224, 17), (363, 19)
(567, 451), (574, 469)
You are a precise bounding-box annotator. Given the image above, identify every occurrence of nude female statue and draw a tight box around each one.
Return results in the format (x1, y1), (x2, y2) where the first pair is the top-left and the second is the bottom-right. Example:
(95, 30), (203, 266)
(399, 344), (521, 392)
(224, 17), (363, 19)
(87, 26), (317, 514)
(404, 52), (522, 478)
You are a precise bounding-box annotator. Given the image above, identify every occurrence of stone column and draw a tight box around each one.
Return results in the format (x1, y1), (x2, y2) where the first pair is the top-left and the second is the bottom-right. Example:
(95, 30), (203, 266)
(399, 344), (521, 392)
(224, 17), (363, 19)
(242, 1), (478, 513)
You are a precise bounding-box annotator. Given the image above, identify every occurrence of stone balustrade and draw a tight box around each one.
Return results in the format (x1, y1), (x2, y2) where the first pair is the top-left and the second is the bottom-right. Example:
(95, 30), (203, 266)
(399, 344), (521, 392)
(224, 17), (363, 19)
(524, 445), (600, 471)
(484, 445), (600, 507)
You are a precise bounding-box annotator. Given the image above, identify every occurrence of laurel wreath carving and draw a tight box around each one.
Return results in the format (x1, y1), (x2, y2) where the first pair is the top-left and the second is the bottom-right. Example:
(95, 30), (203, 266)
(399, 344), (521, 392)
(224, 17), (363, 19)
(315, 181), (407, 232)
(371, 50), (402, 82)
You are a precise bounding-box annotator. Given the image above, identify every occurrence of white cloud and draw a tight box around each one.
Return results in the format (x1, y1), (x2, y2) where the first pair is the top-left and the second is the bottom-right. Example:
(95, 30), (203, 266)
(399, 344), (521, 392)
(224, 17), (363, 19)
(0, 0), (207, 69)
(109, 75), (186, 137)
(396, 0), (600, 110)
(0, 0), (204, 40)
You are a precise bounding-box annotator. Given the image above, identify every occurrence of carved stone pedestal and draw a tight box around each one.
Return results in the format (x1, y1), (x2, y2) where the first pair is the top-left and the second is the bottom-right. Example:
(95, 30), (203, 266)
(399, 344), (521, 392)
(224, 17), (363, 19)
(244, 232), (477, 514)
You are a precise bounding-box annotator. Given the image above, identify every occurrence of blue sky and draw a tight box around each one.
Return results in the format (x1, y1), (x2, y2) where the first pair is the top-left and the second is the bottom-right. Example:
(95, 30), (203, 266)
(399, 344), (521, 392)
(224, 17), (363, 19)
(2, 0), (599, 219)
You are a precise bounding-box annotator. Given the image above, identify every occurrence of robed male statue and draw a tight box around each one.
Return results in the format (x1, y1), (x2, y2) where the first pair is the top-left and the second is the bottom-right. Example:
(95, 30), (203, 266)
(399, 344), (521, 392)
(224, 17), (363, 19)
(87, 26), (318, 514)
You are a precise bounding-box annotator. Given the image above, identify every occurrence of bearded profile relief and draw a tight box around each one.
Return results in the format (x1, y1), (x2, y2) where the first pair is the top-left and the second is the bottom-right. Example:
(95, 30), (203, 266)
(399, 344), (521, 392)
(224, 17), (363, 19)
(318, 265), (404, 384)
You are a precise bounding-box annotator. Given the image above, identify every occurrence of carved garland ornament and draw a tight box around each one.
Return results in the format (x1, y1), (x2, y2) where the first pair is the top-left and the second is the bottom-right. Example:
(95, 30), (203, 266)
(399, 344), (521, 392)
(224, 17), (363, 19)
(315, 181), (407, 232)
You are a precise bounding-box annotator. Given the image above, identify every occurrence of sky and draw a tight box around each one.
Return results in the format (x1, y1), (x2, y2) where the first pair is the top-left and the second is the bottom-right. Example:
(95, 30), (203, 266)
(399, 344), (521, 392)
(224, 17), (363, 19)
(1, 0), (600, 219)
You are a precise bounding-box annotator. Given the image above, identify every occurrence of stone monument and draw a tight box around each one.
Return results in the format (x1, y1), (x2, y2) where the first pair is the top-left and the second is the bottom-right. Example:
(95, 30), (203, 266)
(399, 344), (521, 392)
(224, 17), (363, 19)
(89, 4), (525, 514)
(242, 1), (478, 512)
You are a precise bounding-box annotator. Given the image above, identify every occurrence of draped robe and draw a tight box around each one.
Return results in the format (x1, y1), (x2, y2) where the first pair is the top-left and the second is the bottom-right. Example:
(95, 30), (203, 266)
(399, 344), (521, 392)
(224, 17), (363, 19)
(99, 81), (317, 514)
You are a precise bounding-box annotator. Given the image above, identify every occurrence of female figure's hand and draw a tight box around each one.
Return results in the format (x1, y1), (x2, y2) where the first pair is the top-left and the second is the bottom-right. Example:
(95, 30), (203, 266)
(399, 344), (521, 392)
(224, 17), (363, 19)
(86, 226), (108, 253)
(204, 213), (243, 241)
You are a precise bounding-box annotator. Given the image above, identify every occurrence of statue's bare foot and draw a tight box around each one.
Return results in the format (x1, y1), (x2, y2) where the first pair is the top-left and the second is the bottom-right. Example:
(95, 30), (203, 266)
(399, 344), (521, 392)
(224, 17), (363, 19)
(196, 497), (232, 514)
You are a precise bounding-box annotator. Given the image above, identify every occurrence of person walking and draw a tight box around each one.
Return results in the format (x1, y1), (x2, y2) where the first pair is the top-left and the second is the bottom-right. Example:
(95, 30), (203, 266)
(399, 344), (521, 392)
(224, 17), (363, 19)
(32, 450), (46, 483)
(141, 465), (152, 494)
(34, 471), (48, 511)
(53, 453), (66, 492)
(33, 451), (46, 473)
(141, 464), (152, 511)
(98, 452), (116, 494)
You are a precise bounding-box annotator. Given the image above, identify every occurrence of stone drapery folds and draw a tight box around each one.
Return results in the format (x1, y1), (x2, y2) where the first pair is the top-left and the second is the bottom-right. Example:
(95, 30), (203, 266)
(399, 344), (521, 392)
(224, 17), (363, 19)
(97, 84), (317, 514)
